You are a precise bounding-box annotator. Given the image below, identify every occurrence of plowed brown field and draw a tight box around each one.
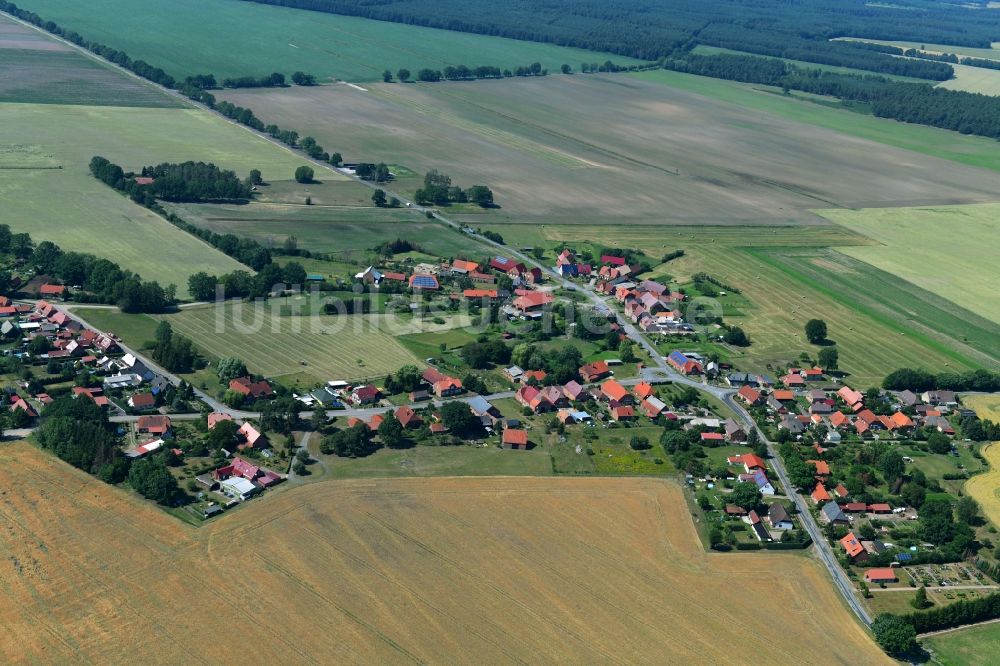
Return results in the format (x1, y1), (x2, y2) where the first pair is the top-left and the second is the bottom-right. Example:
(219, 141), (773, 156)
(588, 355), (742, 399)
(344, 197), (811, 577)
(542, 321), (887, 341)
(0, 443), (887, 664)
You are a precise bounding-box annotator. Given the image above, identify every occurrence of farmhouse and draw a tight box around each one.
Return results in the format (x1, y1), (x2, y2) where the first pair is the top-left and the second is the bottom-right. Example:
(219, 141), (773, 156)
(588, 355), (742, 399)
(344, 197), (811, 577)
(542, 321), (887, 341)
(408, 274), (440, 291)
(579, 361), (611, 383)
(811, 483), (832, 503)
(39, 283), (67, 298)
(767, 503), (794, 530)
(128, 392), (156, 410)
(512, 291), (553, 313)
(208, 412), (233, 429)
(727, 453), (766, 473)
(137, 415), (171, 436)
(229, 376), (273, 399)
(238, 422), (268, 450)
(839, 533), (868, 563)
(667, 351), (702, 375)
(351, 384), (381, 405)
(820, 502), (849, 525)
(73, 386), (110, 407)
(599, 379), (633, 406)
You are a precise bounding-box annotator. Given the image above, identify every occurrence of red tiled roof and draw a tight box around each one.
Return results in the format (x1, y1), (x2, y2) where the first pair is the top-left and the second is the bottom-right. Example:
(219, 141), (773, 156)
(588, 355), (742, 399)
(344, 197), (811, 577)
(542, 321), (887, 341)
(600, 379), (629, 403)
(502, 429), (528, 446)
(839, 533), (865, 558)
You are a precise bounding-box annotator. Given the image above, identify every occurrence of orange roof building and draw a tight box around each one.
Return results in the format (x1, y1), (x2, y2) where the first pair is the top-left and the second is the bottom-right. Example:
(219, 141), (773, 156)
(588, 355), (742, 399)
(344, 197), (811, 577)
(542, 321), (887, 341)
(839, 533), (866, 560)
(811, 483), (832, 503)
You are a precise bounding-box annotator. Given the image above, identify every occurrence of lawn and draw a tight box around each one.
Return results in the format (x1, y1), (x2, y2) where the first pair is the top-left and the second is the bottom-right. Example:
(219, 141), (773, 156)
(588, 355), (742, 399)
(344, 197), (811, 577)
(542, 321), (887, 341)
(153, 303), (428, 385)
(218, 73), (1000, 229)
(0, 443), (891, 663)
(632, 68), (1000, 173)
(819, 204), (1000, 326)
(0, 102), (314, 297)
(922, 621), (1000, 665)
(11, 0), (641, 82)
(0, 16), (182, 106)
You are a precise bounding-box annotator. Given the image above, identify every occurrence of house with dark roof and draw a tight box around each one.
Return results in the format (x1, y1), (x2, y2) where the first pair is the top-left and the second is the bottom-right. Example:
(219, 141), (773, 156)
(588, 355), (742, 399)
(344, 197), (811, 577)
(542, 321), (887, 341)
(408, 273), (440, 291)
(767, 503), (794, 529)
(820, 502), (849, 525)
(667, 351), (703, 375)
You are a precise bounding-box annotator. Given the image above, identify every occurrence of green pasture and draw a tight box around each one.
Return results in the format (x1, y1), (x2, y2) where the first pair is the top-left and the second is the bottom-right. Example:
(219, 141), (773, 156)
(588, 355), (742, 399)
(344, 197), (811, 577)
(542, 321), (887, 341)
(691, 45), (926, 82)
(922, 618), (1000, 665)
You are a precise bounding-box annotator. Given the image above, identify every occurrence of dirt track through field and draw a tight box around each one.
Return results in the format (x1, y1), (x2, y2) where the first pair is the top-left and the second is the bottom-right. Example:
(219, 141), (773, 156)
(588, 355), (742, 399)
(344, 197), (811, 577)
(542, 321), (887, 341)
(0, 443), (889, 664)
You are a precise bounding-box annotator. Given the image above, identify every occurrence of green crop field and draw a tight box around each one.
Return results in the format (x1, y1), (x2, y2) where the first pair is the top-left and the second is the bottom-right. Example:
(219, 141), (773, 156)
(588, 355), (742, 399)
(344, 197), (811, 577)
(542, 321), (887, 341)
(0, 16), (181, 106)
(922, 622), (1000, 665)
(169, 199), (486, 260)
(151, 303), (432, 385)
(220, 73), (1000, 229)
(632, 69), (1000, 172)
(0, 87), (326, 296)
(819, 204), (1000, 326)
(10, 0), (641, 83)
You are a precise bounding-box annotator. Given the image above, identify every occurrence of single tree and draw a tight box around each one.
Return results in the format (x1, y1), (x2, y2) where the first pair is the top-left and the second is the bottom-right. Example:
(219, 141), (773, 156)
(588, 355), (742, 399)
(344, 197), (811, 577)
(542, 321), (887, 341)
(294, 165), (314, 183)
(382, 69), (393, 82)
(871, 613), (917, 655)
(818, 346), (839, 370)
(378, 413), (405, 448)
(911, 585), (932, 609)
(957, 495), (980, 525)
(311, 408), (327, 432)
(730, 481), (762, 511)
(804, 318), (827, 344)
(329, 152), (342, 167)
(397, 68), (411, 82)
(248, 169), (263, 185)
(371, 189), (387, 207)
(561, 64), (572, 74)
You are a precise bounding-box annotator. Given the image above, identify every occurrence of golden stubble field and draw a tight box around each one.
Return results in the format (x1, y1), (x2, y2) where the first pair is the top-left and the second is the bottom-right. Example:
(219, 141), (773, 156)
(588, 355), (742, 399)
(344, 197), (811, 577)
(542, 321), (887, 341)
(0, 443), (888, 664)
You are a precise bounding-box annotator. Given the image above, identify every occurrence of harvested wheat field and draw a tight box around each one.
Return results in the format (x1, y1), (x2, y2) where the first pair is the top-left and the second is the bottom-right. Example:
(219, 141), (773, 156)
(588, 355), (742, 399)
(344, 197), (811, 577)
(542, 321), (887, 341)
(967, 441), (1000, 531)
(0, 443), (887, 664)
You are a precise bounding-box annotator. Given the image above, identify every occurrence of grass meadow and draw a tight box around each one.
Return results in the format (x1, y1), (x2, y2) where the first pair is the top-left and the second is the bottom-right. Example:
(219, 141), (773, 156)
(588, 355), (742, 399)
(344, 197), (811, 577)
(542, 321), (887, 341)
(171, 199), (486, 259)
(221, 73), (1000, 229)
(0, 444), (891, 663)
(0, 102), (318, 296)
(154, 304), (426, 386)
(11, 0), (640, 82)
(922, 622), (1000, 666)
(819, 204), (1000, 326)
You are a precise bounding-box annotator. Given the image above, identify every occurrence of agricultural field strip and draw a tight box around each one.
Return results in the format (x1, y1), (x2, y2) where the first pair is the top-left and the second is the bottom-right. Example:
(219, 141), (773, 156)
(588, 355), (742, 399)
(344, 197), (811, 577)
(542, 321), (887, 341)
(819, 204), (1000, 327)
(631, 69), (1000, 173)
(368, 87), (593, 169)
(10, 0), (641, 82)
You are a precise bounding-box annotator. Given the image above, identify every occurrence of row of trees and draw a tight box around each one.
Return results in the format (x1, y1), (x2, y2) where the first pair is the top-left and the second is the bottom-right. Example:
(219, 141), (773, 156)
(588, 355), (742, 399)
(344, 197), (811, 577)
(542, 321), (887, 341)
(390, 62), (548, 83)
(14, 225), (172, 313)
(234, 0), (1000, 62)
(186, 259), (307, 301)
(414, 170), (494, 207)
(665, 52), (1000, 142)
(883, 367), (1000, 393)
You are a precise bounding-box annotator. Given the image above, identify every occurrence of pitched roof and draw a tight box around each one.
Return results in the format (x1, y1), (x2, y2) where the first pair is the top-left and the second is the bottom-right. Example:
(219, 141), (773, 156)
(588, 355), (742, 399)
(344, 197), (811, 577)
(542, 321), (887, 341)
(409, 273), (440, 290)
(502, 429), (528, 446)
(512, 291), (554, 311)
(633, 382), (654, 400)
(839, 533), (865, 558)
(808, 459), (831, 475)
(600, 255), (626, 266)
(811, 483), (832, 502)
(600, 379), (629, 403)
(452, 259), (480, 272)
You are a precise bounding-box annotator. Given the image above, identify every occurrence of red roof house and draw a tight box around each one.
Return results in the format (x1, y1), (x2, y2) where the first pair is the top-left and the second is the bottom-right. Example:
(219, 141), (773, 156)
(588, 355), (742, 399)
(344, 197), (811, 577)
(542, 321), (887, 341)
(501, 428), (529, 450)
